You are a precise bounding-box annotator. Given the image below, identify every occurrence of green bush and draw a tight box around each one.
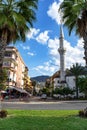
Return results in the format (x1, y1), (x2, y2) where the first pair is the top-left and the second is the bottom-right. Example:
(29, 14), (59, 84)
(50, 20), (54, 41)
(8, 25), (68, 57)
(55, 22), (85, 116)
(53, 87), (73, 95)
(84, 111), (87, 117)
(79, 110), (84, 117)
(84, 107), (87, 117)
(0, 110), (8, 118)
(79, 107), (87, 118)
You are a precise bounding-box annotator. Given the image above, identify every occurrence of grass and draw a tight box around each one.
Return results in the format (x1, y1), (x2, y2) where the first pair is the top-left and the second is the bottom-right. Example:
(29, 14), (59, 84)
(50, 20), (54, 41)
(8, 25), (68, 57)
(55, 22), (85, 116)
(0, 110), (87, 130)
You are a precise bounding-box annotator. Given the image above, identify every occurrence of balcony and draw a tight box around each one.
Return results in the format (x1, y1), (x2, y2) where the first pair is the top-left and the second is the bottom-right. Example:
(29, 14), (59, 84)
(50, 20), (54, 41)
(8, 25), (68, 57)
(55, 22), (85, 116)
(4, 52), (17, 60)
(3, 62), (17, 72)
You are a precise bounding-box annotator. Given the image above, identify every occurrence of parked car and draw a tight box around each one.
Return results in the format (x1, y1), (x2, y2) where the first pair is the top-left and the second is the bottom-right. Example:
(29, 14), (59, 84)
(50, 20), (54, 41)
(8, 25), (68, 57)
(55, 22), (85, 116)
(41, 94), (47, 100)
(53, 94), (61, 99)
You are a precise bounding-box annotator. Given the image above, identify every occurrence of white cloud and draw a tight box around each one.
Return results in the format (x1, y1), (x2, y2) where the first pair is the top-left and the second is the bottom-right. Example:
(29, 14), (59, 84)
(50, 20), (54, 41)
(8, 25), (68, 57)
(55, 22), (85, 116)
(32, 61), (57, 76)
(48, 38), (59, 56)
(27, 52), (35, 56)
(26, 28), (40, 40)
(36, 31), (49, 44)
(47, 1), (63, 25)
(20, 44), (30, 50)
(31, 37), (85, 76)
(26, 28), (50, 45)
(48, 37), (85, 70)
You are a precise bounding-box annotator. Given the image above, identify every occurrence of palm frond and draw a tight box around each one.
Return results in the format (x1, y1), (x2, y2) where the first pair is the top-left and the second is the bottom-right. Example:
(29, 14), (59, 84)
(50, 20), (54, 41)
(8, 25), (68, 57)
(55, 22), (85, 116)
(59, 0), (86, 36)
(0, 0), (38, 44)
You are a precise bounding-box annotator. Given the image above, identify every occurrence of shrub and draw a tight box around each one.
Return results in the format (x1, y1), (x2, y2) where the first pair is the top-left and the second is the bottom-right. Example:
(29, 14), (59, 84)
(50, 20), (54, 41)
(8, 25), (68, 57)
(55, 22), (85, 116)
(0, 110), (8, 118)
(79, 107), (87, 118)
(84, 107), (87, 117)
(84, 110), (87, 117)
(79, 110), (84, 117)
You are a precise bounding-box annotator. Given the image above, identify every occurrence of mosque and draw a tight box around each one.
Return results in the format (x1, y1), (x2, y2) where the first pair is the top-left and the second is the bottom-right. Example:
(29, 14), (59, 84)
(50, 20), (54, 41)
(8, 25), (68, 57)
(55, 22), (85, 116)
(52, 24), (80, 90)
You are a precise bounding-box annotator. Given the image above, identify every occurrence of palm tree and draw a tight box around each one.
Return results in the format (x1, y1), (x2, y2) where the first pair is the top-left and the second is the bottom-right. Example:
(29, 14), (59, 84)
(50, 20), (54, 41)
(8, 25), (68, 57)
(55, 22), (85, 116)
(0, 0), (38, 68)
(59, 0), (87, 66)
(78, 76), (87, 97)
(69, 63), (85, 99)
(0, 68), (8, 91)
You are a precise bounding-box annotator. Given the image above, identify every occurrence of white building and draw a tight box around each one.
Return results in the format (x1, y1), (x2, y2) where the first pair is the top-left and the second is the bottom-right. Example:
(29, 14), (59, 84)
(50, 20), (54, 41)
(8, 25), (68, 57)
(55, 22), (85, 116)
(53, 75), (75, 90)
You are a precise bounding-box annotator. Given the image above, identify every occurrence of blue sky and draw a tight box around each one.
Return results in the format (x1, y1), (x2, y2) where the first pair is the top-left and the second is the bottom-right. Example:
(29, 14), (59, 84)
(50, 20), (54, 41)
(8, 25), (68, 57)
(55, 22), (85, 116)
(14, 0), (85, 77)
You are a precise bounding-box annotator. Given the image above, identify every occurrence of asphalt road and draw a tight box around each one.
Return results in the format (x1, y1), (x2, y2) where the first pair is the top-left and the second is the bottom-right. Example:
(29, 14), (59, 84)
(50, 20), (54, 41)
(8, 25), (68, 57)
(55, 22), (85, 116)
(1, 100), (87, 110)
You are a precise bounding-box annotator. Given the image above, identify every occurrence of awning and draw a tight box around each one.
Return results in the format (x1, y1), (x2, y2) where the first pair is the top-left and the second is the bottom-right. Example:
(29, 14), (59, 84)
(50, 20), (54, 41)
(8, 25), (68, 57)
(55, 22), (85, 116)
(1, 90), (7, 93)
(8, 86), (29, 94)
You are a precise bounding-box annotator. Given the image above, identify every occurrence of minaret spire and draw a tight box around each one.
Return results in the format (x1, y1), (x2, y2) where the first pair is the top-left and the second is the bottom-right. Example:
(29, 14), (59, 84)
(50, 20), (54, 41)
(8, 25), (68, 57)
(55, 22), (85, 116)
(58, 22), (66, 83)
(60, 23), (64, 39)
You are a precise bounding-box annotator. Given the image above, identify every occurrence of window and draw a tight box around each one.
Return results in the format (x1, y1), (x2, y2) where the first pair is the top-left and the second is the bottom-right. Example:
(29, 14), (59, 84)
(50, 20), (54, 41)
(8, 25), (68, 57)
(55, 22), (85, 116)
(57, 80), (59, 83)
(4, 52), (12, 57)
(3, 61), (10, 66)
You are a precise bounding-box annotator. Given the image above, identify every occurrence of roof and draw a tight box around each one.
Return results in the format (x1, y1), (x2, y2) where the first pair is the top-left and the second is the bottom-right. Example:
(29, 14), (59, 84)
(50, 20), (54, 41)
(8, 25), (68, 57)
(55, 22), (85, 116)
(51, 71), (60, 80)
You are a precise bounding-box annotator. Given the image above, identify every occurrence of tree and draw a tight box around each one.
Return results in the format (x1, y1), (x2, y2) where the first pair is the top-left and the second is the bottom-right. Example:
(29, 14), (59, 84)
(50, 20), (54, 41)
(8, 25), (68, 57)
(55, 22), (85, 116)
(23, 67), (32, 93)
(0, 68), (8, 110)
(63, 87), (73, 96)
(53, 87), (73, 96)
(31, 80), (36, 95)
(69, 63), (85, 98)
(45, 79), (50, 88)
(23, 76), (32, 93)
(78, 76), (87, 97)
(0, 0), (38, 68)
(59, 0), (87, 66)
(0, 68), (8, 91)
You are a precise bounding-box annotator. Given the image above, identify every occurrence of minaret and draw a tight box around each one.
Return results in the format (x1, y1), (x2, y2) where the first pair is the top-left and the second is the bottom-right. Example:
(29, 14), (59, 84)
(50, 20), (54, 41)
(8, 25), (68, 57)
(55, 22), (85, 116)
(58, 24), (66, 82)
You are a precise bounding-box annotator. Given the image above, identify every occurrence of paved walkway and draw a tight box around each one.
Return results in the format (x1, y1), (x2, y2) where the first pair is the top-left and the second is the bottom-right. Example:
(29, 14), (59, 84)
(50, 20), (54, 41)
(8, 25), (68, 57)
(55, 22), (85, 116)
(2, 96), (87, 104)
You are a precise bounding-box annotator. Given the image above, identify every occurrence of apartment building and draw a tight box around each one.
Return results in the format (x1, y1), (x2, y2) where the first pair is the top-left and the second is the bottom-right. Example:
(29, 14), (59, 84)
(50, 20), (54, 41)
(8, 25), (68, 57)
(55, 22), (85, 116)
(3, 46), (28, 89)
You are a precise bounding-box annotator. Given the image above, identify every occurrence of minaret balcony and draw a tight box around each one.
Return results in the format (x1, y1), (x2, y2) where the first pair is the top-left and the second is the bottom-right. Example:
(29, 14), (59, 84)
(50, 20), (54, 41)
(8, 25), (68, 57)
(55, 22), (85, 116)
(58, 48), (66, 54)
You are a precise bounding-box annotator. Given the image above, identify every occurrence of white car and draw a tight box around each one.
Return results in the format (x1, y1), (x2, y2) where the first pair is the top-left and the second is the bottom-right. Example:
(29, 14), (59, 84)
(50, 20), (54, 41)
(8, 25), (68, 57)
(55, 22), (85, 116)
(41, 94), (47, 99)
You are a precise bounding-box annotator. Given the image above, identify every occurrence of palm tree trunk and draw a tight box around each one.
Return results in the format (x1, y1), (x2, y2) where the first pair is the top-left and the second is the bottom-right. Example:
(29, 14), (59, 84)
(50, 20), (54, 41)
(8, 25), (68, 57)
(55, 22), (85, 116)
(84, 41), (87, 66)
(75, 76), (78, 99)
(75, 77), (79, 99)
(0, 31), (7, 110)
(83, 35), (87, 67)
(0, 42), (6, 69)
(0, 32), (7, 67)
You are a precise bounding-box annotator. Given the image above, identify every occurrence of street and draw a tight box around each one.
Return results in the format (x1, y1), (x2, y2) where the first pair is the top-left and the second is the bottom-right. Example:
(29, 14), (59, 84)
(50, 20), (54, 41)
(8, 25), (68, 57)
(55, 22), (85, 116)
(1, 99), (87, 110)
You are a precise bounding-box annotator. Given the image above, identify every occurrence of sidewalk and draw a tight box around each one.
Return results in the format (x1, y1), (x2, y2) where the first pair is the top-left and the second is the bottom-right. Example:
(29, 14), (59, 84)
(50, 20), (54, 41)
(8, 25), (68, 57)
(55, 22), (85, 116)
(2, 96), (87, 104)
